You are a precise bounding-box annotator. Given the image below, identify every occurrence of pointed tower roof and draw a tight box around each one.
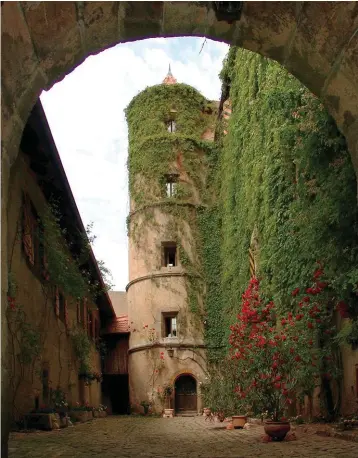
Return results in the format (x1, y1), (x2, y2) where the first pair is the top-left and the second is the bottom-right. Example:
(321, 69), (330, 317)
(162, 64), (177, 85)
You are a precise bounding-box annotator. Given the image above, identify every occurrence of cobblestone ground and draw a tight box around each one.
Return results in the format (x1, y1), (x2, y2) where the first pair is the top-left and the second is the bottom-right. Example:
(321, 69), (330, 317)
(8, 416), (358, 458)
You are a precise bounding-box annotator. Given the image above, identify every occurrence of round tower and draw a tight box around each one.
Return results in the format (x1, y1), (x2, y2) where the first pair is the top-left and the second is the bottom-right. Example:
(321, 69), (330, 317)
(125, 67), (216, 415)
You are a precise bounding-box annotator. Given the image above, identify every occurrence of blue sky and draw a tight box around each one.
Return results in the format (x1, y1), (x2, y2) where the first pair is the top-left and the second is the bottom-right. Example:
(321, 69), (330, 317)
(40, 38), (229, 290)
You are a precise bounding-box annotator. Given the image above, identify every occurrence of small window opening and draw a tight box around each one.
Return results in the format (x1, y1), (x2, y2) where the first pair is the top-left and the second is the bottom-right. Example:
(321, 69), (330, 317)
(163, 315), (177, 338)
(165, 174), (178, 198)
(59, 292), (65, 323)
(163, 243), (177, 267)
(167, 120), (176, 133)
(42, 368), (49, 404)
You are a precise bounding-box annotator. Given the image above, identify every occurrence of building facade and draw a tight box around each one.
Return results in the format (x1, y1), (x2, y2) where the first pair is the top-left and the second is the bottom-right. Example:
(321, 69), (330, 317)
(5, 101), (116, 424)
(124, 69), (217, 414)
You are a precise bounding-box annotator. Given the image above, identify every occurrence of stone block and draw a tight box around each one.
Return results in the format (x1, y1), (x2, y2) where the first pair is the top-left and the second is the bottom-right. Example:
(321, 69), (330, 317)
(122, 2), (163, 40)
(1, 2), (44, 113)
(81, 2), (120, 54)
(22, 1), (82, 85)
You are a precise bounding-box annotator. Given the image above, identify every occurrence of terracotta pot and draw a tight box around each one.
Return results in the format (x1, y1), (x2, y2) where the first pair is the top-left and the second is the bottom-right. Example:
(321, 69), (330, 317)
(232, 415), (247, 429)
(264, 421), (291, 441)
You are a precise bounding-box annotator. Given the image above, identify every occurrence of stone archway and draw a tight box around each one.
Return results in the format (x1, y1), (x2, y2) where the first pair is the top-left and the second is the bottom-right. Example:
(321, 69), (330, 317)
(1, 1), (358, 454)
(2, 2), (358, 170)
(174, 373), (198, 414)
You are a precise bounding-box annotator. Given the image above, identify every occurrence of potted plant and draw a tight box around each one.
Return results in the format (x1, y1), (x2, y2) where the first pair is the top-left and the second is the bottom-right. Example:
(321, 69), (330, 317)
(228, 268), (340, 440)
(140, 400), (151, 415)
(163, 384), (174, 417)
(201, 364), (242, 424)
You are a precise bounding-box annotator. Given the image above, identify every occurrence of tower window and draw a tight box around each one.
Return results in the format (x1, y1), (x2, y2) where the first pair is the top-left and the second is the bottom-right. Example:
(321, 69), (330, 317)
(162, 243), (177, 267)
(58, 292), (66, 323)
(162, 313), (178, 338)
(167, 120), (176, 133)
(166, 174), (178, 198)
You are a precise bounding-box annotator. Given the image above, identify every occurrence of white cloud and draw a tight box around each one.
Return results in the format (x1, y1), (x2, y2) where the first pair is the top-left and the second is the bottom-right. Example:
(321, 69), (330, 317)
(40, 38), (229, 290)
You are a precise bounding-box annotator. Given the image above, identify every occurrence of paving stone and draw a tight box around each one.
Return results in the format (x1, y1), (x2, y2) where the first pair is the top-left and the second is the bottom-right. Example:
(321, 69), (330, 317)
(8, 416), (358, 457)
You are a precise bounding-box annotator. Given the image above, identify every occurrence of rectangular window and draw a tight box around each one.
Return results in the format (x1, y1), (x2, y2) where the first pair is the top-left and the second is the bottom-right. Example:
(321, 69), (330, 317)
(163, 314), (178, 338)
(166, 181), (177, 197)
(59, 292), (66, 323)
(162, 243), (177, 267)
(42, 366), (49, 404)
(165, 174), (178, 198)
(87, 312), (91, 337)
(167, 120), (176, 133)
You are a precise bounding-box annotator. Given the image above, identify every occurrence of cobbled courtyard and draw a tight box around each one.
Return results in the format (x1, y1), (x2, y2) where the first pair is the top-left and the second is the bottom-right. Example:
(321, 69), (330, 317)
(8, 416), (358, 457)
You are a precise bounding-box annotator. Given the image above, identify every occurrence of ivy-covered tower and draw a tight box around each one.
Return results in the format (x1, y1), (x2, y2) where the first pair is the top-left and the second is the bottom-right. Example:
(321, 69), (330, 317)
(125, 68), (217, 414)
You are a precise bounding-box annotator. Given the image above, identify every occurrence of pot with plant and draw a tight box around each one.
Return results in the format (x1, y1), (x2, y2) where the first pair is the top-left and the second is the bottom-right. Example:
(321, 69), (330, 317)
(201, 363), (242, 424)
(163, 384), (174, 417)
(228, 268), (341, 440)
(140, 400), (151, 415)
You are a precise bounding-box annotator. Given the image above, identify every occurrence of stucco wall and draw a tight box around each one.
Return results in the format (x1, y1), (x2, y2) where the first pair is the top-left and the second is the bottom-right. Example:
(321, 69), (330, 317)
(128, 347), (207, 414)
(6, 152), (103, 421)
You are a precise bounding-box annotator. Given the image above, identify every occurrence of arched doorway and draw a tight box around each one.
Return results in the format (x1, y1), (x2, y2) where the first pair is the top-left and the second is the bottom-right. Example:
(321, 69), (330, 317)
(175, 374), (197, 414)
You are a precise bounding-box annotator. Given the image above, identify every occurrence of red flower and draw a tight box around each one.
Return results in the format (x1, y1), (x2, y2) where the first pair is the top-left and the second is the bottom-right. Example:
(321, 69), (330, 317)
(307, 322), (313, 329)
(303, 296), (310, 303)
(291, 288), (300, 297)
(308, 339), (313, 346)
(289, 348), (295, 354)
(294, 355), (301, 362)
(337, 301), (349, 318)
(274, 382), (281, 389)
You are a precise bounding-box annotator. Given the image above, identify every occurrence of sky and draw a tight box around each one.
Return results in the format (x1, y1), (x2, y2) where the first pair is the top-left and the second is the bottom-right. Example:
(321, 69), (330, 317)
(40, 38), (229, 291)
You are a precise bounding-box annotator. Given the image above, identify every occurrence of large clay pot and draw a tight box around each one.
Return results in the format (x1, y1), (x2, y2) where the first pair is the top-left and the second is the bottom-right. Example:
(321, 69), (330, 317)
(264, 421), (291, 441)
(232, 415), (247, 429)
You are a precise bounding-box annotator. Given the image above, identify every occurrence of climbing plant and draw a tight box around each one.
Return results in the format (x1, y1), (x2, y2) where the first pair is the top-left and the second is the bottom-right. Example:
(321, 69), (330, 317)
(201, 46), (358, 359)
(125, 83), (217, 318)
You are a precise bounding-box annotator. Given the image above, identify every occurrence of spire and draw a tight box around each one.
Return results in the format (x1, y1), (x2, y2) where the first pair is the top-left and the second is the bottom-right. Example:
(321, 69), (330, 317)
(163, 64), (177, 85)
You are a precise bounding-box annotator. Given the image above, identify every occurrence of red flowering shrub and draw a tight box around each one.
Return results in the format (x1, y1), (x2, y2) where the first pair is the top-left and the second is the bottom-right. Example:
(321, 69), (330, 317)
(229, 265), (340, 421)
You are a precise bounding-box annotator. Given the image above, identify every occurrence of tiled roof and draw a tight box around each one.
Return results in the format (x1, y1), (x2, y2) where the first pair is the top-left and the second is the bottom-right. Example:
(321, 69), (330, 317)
(105, 315), (129, 334)
(163, 64), (177, 85)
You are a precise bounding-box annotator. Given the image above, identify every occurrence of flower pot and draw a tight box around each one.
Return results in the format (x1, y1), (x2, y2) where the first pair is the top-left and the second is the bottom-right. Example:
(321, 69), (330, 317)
(69, 411), (88, 423)
(203, 408), (211, 417)
(216, 411), (226, 422)
(163, 408), (174, 418)
(232, 415), (247, 429)
(264, 421), (291, 441)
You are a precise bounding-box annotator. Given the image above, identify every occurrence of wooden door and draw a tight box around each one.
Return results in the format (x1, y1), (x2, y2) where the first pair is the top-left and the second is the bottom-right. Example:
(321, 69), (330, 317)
(175, 375), (197, 412)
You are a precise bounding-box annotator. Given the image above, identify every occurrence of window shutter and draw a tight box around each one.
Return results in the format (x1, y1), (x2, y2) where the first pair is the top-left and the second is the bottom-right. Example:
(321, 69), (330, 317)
(54, 287), (60, 317)
(83, 299), (87, 331)
(22, 194), (35, 265)
(77, 300), (81, 325)
(42, 248), (50, 280)
(87, 312), (91, 336)
(64, 299), (69, 328)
